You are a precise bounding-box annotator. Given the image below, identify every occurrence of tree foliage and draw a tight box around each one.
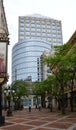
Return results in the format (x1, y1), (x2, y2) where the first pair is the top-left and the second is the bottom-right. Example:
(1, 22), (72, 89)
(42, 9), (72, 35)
(43, 43), (76, 113)
(11, 80), (29, 98)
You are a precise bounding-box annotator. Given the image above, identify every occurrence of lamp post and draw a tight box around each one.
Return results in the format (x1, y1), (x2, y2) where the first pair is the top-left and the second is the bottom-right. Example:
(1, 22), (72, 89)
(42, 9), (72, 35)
(4, 90), (7, 111)
(4, 87), (15, 116)
(0, 33), (9, 125)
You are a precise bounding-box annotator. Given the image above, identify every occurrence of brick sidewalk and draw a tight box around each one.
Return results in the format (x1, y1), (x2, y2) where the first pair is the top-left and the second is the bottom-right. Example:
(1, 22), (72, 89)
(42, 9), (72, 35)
(0, 108), (76, 130)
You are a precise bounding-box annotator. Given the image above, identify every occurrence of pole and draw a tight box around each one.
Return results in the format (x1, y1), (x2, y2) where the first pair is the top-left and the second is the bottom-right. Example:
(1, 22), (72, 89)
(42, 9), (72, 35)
(0, 83), (5, 125)
(7, 87), (13, 116)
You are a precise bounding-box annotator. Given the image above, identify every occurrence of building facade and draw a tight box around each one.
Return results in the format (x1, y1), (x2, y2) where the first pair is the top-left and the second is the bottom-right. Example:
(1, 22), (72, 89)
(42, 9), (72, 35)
(18, 14), (63, 47)
(40, 51), (53, 80)
(12, 14), (63, 107)
(0, 0), (8, 34)
(12, 14), (63, 82)
(12, 39), (51, 82)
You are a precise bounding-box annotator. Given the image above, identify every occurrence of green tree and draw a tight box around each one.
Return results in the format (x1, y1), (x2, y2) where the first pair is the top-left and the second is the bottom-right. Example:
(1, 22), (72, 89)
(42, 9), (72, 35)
(33, 75), (56, 109)
(43, 44), (74, 114)
(33, 81), (46, 107)
(11, 80), (29, 109)
(63, 45), (76, 112)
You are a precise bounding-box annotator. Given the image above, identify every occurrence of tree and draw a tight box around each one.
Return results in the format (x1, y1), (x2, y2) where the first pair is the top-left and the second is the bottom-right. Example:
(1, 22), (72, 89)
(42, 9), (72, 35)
(43, 44), (74, 114)
(11, 80), (29, 110)
(33, 81), (46, 107)
(33, 75), (56, 109)
(63, 45), (76, 112)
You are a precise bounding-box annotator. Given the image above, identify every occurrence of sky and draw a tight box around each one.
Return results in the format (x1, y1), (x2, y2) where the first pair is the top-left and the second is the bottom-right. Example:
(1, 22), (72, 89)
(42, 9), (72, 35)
(3, 0), (76, 84)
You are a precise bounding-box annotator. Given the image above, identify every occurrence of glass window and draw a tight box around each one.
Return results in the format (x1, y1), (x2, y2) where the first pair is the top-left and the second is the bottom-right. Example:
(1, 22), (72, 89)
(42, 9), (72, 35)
(19, 27), (24, 31)
(31, 32), (36, 35)
(31, 28), (35, 31)
(42, 29), (46, 32)
(48, 38), (51, 41)
(41, 21), (45, 24)
(42, 37), (47, 41)
(25, 20), (30, 23)
(57, 34), (62, 38)
(26, 32), (30, 35)
(36, 24), (40, 27)
(37, 33), (41, 36)
(31, 36), (36, 39)
(52, 30), (56, 33)
(42, 24), (45, 28)
(57, 30), (61, 33)
(26, 36), (30, 39)
(47, 29), (51, 33)
(12, 40), (51, 82)
(52, 25), (56, 29)
(20, 22), (24, 27)
(42, 33), (46, 36)
(26, 28), (30, 31)
(47, 33), (51, 37)
(52, 22), (55, 25)
(26, 23), (30, 27)
(53, 38), (56, 42)
(52, 34), (56, 37)
(31, 24), (35, 27)
(57, 38), (62, 42)
(20, 19), (24, 22)
(20, 36), (24, 39)
(31, 20), (35, 23)
(36, 28), (41, 31)
(36, 20), (40, 23)
(47, 25), (51, 29)
(20, 31), (24, 35)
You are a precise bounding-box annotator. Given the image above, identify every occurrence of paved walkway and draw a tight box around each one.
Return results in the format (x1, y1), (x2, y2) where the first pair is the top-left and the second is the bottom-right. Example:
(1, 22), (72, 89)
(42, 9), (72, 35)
(0, 108), (76, 130)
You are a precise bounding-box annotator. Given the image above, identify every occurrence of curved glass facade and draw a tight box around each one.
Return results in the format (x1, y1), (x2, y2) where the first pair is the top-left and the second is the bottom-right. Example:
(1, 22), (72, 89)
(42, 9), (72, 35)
(12, 39), (51, 82)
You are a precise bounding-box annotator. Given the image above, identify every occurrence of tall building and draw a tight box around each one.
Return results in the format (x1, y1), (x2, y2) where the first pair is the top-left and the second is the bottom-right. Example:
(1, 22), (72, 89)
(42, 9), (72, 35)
(12, 14), (63, 82)
(18, 14), (63, 47)
(12, 40), (51, 82)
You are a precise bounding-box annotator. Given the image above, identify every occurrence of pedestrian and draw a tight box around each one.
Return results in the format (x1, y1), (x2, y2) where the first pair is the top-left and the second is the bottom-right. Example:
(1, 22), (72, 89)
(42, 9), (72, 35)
(35, 104), (37, 109)
(38, 104), (41, 111)
(29, 104), (31, 112)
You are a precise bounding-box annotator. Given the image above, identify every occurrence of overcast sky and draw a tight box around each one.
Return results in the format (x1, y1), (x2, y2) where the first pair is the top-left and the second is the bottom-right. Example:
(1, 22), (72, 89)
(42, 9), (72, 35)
(3, 0), (76, 84)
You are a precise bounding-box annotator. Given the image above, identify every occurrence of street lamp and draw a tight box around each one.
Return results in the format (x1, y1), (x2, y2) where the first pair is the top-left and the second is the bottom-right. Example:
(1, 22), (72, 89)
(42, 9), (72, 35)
(0, 33), (9, 125)
(4, 90), (7, 111)
(4, 87), (15, 116)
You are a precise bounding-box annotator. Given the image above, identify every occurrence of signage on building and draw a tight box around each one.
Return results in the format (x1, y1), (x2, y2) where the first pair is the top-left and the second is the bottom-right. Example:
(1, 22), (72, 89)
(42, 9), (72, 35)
(0, 42), (7, 75)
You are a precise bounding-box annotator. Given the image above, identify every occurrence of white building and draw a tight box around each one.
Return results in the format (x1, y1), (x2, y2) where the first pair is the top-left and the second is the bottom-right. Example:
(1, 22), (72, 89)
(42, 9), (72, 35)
(18, 14), (63, 46)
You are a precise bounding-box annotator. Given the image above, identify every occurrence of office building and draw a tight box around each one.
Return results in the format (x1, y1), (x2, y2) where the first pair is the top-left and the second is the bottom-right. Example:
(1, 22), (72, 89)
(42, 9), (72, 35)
(12, 14), (63, 82)
(12, 40), (51, 82)
(18, 14), (63, 47)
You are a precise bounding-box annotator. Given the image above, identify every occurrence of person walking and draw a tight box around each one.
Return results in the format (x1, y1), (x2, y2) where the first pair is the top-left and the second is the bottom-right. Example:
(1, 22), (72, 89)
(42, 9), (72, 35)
(29, 104), (31, 112)
(35, 104), (38, 109)
(38, 104), (41, 111)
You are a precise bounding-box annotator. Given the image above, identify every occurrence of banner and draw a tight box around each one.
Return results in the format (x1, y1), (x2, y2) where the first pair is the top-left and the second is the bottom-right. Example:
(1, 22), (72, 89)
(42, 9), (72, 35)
(0, 42), (6, 73)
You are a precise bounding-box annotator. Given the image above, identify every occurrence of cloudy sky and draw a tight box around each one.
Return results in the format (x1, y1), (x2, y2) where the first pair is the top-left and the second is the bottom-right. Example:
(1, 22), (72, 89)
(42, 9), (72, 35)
(4, 0), (76, 83)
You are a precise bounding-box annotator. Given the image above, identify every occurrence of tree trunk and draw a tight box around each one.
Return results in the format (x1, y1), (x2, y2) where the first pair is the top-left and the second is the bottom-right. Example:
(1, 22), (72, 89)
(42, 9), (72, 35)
(41, 94), (45, 108)
(61, 85), (65, 114)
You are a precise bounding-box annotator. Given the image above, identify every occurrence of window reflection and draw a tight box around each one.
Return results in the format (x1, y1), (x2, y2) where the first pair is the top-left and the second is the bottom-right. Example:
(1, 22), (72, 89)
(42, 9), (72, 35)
(12, 40), (51, 81)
